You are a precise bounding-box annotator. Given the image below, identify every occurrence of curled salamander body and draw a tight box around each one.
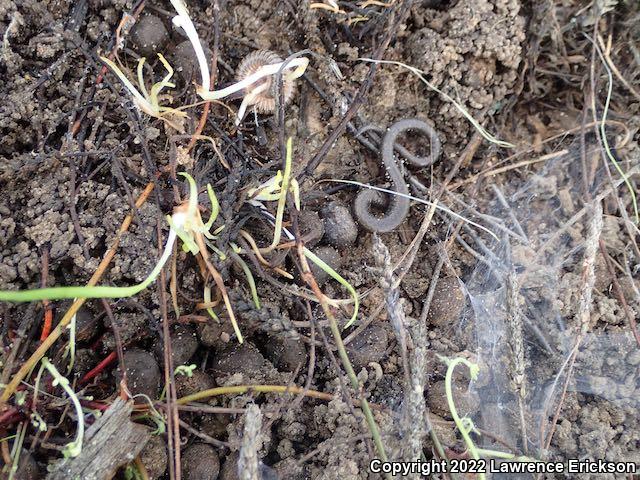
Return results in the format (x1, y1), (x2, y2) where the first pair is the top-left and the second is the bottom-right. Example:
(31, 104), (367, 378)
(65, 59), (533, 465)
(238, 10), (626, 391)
(354, 118), (441, 232)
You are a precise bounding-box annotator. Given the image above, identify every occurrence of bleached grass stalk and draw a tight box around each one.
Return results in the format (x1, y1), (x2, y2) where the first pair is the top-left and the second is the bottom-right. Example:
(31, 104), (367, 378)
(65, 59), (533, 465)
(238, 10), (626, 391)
(309, 0), (343, 13)
(270, 137), (295, 250)
(202, 57), (309, 124)
(169, 0), (210, 92)
(41, 358), (84, 458)
(359, 58), (515, 148)
(204, 60), (309, 98)
(7, 422), (26, 480)
(169, 0), (309, 116)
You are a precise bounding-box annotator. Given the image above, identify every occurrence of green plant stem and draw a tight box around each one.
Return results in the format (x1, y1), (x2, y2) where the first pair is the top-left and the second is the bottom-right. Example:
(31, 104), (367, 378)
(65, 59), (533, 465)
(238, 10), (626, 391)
(443, 357), (484, 480)
(7, 422), (26, 480)
(327, 308), (389, 465)
(230, 251), (261, 309)
(269, 137), (293, 249)
(593, 41), (639, 222)
(303, 247), (359, 327)
(177, 384), (334, 404)
(0, 230), (176, 302)
(42, 358), (84, 458)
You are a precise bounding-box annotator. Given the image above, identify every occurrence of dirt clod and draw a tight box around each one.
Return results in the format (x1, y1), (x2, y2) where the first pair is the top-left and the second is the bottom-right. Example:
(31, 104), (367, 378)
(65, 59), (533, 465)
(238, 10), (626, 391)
(321, 202), (359, 247)
(176, 369), (216, 398)
(198, 318), (236, 351)
(212, 342), (270, 380)
(119, 349), (161, 400)
(154, 324), (199, 367)
(261, 333), (307, 372)
(428, 378), (480, 419)
(171, 39), (212, 83)
(298, 210), (324, 248)
(345, 324), (388, 371)
(131, 15), (169, 57)
(140, 435), (168, 480)
(182, 443), (221, 480)
(426, 277), (465, 327)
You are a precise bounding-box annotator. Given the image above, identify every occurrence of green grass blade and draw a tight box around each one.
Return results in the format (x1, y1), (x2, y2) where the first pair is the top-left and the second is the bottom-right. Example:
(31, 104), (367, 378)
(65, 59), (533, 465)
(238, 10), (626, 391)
(303, 247), (359, 327)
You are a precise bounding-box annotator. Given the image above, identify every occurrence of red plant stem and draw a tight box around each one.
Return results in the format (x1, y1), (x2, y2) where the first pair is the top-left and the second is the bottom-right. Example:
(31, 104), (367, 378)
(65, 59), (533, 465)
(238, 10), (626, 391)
(40, 307), (53, 342)
(0, 407), (19, 427)
(80, 400), (110, 412)
(39, 247), (53, 342)
(79, 351), (117, 385)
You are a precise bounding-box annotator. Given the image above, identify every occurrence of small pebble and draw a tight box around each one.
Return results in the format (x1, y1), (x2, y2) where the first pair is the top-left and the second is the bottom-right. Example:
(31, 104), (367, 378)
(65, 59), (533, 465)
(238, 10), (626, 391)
(426, 277), (465, 327)
(321, 202), (358, 247)
(119, 349), (161, 400)
(427, 379), (480, 418)
(309, 245), (342, 285)
(182, 443), (220, 480)
(155, 324), (199, 367)
(140, 436), (168, 480)
(198, 318), (235, 351)
(345, 324), (388, 370)
(261, 334), (307, 372)
(171, 40), (212, 82)
(176, 370), (216, 398)
(131, 15), (169, 57)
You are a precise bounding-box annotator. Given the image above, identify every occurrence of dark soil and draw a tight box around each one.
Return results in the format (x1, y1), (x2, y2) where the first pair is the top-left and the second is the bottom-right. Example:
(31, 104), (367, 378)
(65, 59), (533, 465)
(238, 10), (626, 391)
(1, 0), (639, 479)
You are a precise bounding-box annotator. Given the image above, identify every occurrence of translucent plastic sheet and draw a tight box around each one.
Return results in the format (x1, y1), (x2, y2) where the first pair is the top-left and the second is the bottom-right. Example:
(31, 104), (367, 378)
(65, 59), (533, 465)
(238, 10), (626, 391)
(459, 144), (639, 469)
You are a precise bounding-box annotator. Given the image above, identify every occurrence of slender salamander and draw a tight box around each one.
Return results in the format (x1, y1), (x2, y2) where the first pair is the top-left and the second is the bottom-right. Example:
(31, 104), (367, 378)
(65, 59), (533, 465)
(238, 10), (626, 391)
(354, 118), (441, 232)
